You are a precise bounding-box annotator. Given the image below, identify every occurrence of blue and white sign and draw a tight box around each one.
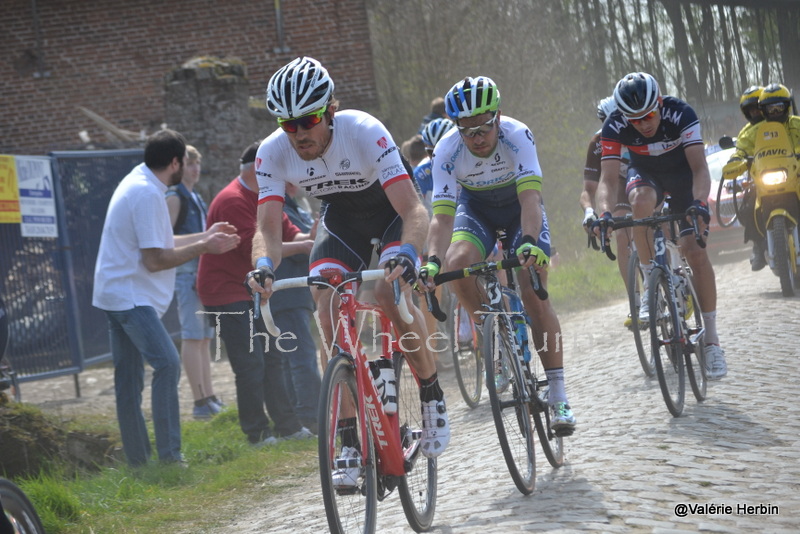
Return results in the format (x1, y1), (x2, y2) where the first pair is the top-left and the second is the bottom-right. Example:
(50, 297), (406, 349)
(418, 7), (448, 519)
(16, 156), (58, 238)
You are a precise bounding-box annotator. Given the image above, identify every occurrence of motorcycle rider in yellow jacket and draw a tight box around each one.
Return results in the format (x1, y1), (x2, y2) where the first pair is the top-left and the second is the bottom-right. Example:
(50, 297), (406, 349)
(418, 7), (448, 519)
(723, 83), (800, 270)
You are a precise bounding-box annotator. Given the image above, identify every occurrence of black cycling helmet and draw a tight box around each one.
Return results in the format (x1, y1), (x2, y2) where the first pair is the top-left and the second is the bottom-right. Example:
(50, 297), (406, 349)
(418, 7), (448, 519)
(613, 72), (661, 118)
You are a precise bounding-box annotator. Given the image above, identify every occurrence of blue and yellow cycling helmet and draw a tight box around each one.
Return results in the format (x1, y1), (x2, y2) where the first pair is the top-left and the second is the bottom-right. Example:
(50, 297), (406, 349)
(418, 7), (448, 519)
(445, 77), (500, 120)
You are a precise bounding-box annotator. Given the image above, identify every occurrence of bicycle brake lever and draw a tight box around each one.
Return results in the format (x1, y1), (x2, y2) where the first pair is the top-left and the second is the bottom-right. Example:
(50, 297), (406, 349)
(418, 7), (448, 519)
(253, 292), (261, 320)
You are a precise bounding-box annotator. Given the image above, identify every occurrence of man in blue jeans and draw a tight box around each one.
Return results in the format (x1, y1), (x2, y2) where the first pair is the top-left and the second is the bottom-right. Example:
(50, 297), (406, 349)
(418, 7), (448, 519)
(92, 129), (239, 467)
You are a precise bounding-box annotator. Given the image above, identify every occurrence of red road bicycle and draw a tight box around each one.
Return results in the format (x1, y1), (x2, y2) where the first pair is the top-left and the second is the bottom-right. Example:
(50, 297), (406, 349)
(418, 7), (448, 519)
(259, 268), (436, 533)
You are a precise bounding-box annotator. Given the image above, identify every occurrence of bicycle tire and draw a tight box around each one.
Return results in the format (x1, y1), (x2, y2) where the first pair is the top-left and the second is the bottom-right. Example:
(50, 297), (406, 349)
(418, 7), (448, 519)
(525, 325), (564, 468)
(394, 352), (437, 532)
(318, 353), (377, 534)
(772, 215), (797, 297)
(683, 276), (707, 402)
(0, 477), (46, 534)
(482, 316), (536, 495)
(715, 175), (738, 228)
(648, 268), (686, 417)
(627, 250), (654, 377)
(450, 302), (483, 408)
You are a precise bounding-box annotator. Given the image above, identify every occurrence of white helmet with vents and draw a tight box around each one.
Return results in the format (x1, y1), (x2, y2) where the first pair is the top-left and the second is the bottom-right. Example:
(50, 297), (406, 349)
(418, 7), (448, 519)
(266, 57), (334, 119)
(613, 72), (661, 118)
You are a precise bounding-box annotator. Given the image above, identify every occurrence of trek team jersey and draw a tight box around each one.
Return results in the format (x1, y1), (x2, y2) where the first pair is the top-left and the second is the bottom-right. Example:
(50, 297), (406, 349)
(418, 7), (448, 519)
(255, 109), (410, 219)
(600, 96), (703, 177)
(430, 116), (543, 217)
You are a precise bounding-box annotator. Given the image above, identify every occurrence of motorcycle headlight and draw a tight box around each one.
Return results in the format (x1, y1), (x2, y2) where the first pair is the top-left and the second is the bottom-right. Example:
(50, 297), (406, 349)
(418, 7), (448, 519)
(761, 169), (788, 186)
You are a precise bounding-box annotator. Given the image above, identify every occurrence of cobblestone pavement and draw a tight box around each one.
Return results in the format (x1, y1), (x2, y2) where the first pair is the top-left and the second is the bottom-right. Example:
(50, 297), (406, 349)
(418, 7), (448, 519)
(25, 256), (800, 532)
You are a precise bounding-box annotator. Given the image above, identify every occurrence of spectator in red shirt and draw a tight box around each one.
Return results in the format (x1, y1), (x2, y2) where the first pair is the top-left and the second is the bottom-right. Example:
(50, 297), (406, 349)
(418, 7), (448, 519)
(197, 142), (314, 446)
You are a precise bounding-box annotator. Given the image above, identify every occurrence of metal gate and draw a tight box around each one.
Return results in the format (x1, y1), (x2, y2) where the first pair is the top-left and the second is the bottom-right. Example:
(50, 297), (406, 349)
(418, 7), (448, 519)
(1, 149), (179, 390)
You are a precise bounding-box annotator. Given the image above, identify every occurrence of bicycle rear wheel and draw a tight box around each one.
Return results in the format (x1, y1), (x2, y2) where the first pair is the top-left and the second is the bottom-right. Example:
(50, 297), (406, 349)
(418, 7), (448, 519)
(0, 477), (46, 534)
(525, 327), (564, 468)
(683, 276), (707, 402)
(450, 302), (483, 408)
(627, 250), (654, 377)
(318, 353), (377, 534)
(715, 175), (738, 227)
(648, 268), (686, 417)
(394, 352), (437, 532)
(482, 316), (536, 495)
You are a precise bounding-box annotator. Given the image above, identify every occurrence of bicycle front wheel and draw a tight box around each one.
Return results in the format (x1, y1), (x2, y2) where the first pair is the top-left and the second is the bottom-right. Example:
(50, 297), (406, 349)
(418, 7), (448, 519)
(450, 302), (483, 408)
(0, 477), (46, 534)
(683, 276), (707, 402)
(318, 353), (378, 534)
(525, 326), (564, 468)
(394, 352), (437, 532)
(482, 316), (536, 495)
(627, 250), (654, 377)
(648, 268), (686, 417)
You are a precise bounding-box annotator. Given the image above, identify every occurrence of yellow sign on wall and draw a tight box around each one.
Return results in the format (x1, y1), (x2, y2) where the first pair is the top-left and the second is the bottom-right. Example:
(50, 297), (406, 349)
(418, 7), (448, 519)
(0, 155), (22, 223)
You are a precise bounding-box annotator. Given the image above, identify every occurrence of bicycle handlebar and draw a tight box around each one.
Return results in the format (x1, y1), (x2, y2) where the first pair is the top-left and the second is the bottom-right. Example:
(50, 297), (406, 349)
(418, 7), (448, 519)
(596, 211), (707, 260)
(432, 254), (548, 303)
(255, 269), (412, 337)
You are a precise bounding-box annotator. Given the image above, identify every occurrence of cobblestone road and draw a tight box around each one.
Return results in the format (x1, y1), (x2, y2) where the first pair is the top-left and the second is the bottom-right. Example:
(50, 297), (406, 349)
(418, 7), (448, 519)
(26, 256), (800, 532)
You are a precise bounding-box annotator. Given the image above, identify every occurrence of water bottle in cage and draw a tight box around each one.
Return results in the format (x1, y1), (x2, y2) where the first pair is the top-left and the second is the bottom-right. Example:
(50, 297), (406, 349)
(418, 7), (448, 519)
(513, 315), (532, 362)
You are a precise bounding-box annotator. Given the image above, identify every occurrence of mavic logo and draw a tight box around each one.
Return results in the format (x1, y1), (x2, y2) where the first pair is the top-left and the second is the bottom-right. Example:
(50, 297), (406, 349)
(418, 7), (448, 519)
(377, 137), (388, 149)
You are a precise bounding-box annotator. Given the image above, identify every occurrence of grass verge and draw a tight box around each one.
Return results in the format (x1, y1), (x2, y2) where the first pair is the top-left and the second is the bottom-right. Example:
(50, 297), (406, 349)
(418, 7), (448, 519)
(12, 409), (317, 533)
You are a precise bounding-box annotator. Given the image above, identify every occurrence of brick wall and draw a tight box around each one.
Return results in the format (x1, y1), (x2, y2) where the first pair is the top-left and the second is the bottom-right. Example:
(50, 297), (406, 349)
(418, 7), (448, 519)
(0, 0), (378, 156)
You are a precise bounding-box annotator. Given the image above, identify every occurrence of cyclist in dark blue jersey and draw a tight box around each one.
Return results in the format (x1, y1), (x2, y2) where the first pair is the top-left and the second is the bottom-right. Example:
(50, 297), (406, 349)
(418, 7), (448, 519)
(595, 72), (727, 380)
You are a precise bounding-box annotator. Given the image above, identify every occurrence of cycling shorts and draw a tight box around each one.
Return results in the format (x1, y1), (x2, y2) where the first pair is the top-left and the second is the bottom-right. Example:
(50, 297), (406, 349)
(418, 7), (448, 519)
(309, 203), (406, 275)
(452, 192), (551, 260)
(625, 166), (695, 236)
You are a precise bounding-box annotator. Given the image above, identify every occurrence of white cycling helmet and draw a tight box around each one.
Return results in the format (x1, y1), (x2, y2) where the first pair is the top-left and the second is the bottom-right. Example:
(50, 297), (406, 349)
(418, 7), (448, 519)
(266, 57), (334, 119)
(613, 72), (661, 118)
(421, 118), (455, 147)
(596, 96), (617, 121)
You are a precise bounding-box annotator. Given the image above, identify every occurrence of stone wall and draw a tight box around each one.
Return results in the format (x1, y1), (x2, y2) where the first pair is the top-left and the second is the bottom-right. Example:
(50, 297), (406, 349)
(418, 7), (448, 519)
(165, 57), (272, 199)
(2, 0), (378, 196)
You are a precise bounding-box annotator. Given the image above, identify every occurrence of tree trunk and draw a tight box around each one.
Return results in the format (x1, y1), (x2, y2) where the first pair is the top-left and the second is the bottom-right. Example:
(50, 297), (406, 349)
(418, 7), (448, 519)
(647, 0), (666, 83)
(729, 6), (750, 88)
(661, 0), (702, 100)
(776, 7), (800, 91)
(717, 4), (735, 99)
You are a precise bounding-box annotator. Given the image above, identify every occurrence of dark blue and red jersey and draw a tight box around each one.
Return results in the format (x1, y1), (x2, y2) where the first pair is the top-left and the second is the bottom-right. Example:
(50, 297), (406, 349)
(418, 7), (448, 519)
(600, 96), (704, 177)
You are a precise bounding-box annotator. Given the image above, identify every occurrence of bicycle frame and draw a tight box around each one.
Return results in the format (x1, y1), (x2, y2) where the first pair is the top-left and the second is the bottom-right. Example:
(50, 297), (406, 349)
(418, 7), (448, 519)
(260, 270), (415, 478)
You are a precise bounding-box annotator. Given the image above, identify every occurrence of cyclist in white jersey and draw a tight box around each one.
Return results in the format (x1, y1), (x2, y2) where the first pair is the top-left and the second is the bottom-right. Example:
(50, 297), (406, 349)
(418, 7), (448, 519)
(245, 58), (450, 470)
(421, 76), (576, 434)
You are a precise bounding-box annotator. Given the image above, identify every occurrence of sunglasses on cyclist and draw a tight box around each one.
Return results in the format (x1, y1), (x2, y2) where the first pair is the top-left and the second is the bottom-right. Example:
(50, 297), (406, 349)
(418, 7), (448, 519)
(277, 106), (327, 133)
(764, 102), (787, 114)
(457, 113), (498, 138)
(626, 109), (658, 125)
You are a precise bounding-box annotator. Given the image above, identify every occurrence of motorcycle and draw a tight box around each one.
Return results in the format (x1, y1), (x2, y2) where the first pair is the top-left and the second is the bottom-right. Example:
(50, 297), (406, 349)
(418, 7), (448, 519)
(724, 121), (800, 296)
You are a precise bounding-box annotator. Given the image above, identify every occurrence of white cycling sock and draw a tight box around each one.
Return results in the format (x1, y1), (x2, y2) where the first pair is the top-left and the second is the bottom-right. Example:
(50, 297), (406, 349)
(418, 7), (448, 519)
(702, 311), (719, 345)
(545, 367), (567, 405)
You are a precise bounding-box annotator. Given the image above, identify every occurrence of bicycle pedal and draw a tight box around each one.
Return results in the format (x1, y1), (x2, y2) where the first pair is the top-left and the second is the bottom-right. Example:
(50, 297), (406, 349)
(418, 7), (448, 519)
(553, 427), (574, 438)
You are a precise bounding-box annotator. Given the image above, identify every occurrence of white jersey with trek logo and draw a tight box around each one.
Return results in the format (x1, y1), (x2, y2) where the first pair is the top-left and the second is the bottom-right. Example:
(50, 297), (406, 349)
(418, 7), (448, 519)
(255, 109), (409, 219)
(430, 116), (543, 216)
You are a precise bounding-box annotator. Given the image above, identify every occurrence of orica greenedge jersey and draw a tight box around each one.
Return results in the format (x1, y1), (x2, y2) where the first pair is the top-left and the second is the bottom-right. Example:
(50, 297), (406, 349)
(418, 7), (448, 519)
(430, 116), (543, 217)
(256, 109), (409, 219)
